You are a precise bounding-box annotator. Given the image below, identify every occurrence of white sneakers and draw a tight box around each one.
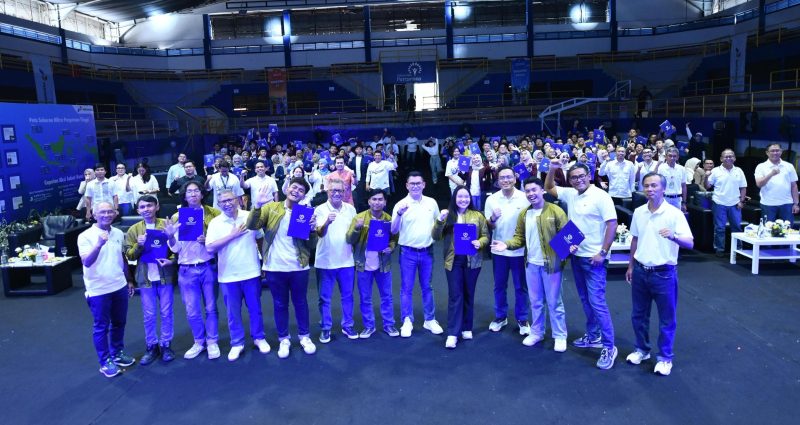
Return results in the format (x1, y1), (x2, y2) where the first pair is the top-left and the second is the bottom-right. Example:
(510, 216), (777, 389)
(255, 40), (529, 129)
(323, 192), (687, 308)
(626, 350), (651, 365)
(423, 320), (444, 335)
(654, 360), (673, 376)
(400, 318), (413, 338)
(445, 336), (458, 349)
(254, 339), (271, 354)
(488, 318), (508, 332)
(227, 345), (244, 362)
(522, 334), (543, 347)
(278, 339), (291, 359)
(207, 343), (220, 360)
(299, 337), (316, 355)
(461, 331), (473, 340)
(184, 343), (205, 360)
(554, 338), (567, 353)
(626, 350), (672, 375)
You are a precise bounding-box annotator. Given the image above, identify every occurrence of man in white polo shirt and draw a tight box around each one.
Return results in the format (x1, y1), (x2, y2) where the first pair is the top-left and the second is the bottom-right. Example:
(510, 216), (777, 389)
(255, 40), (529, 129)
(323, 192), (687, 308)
(484, 166), (530, 335)
(205, 189), (269, 362)
(625, 172), (694, 376)
(314, 178), (358, 343)
(655, 148), (688, 212)
(599, 146), (636, 204)
(545, 159), (619, 370)
(704, 149), (748, 257)
(241, 161), (278, 209)
(78, 202), (135, 378)
(391, 171), (444, 338)
(754, 143), (799, 224)
(85, 163), (118, 221)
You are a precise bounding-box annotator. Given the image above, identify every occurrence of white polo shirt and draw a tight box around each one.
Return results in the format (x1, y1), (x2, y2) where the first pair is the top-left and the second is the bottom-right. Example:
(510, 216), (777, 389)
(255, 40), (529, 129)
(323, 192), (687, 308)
(631, 201), (692, 266)
(245, 175), (278, 203)
(85, 179), (116, 211)
(525, 208), (545, 265)
(264, 206), (311, 272)
(392, 195), (439, 248)
(755, 160), (798, 206)
(78, 225), (127, 297)
(445, 158), (461, 192)
(314, 201), (356, 269)
(484, 189), (528, 257)
(656, 162), (686, 196)
(599, 159), (635, 198)
(708, 165), (747, 206)
(555, 185), (617, 258)
(205, 209), (262, 283)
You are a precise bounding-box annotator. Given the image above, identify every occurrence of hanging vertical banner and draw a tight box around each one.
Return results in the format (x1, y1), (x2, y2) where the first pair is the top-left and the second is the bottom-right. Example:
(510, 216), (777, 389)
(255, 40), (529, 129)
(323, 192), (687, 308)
(510, 58), (531, 105)
(30, 55), (57, 104)
(268, 67), (288, 115)
(729, 33), (747, 93)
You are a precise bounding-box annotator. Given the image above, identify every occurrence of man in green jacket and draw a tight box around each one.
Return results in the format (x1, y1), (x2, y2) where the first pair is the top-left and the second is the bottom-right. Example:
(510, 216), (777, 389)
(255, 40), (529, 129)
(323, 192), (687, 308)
(491, 177), (570, 352)
(347, 189), (399, 338)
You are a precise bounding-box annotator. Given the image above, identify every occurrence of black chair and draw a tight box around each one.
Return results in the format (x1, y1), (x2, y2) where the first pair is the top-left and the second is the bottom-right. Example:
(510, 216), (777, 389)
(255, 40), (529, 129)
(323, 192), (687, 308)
(114, 216), (142, 234)
(8, 216), (89, 257)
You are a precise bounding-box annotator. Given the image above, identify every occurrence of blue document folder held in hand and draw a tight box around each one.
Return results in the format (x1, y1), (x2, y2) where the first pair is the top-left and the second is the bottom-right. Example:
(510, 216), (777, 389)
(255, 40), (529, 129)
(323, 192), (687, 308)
(513, 163), (530, 180)
(178, 208), (204, 241)
(454, 223), (478, 255)
(458, 156), (471, 173)
(141, 229), (168, 263)
(366, 220), (390, 251)
(287, 204), (315, 240)
(548, 220), (585, 260)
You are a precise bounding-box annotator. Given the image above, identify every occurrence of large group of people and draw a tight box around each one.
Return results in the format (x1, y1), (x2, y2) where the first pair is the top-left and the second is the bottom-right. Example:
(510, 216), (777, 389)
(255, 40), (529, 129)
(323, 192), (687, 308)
(77, 123), (798, 380)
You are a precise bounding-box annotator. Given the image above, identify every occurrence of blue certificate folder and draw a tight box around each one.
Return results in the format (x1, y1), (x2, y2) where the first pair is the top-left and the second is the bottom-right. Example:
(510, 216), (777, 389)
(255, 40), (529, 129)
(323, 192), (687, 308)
(513, 162), (530, 180)
(141, 229), (168, 263)
(458, 156), (471, 173)
(453, 223), (478, 256)
(287, 204), (315, 240)
(548, 220), (585, 260)
(366, 220), (390, 251)
(204, 154), (215, 168)
(178, 208), (204, 241)
(538, 158), (550, 173)
(593, 129), (605, 144)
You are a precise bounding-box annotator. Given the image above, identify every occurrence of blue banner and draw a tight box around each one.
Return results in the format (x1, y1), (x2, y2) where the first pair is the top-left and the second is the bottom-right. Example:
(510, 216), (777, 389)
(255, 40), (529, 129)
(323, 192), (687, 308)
(382, 61), (437, 84)
(510, 58), (531, 92)
(0, 103), (98, 220)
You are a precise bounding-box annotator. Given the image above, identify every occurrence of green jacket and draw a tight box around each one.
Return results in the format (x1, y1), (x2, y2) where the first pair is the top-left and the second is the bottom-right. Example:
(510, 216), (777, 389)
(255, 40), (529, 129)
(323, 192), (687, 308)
(246, 201), (316, 269)
(504, 202), (568, 274)
(432, 209), (489, 271)
(346, 210), (398, 273)
(124, 219), (176, 286)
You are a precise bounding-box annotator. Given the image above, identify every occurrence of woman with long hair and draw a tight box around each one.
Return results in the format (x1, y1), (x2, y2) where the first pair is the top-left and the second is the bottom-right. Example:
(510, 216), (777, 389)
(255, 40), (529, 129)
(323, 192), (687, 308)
(432, 186), (489, 349)
(127, 162), (160, 201)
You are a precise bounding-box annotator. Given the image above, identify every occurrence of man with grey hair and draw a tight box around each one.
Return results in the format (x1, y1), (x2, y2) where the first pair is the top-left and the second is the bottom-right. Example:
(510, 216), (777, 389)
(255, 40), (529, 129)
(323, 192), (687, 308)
(656, 147), (687, 212)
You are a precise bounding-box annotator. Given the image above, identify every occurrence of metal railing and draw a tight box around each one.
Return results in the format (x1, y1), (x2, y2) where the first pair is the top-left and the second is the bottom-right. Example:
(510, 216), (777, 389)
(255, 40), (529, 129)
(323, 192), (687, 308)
(770, 68), (800, 90)
(682, 75), (753, 96)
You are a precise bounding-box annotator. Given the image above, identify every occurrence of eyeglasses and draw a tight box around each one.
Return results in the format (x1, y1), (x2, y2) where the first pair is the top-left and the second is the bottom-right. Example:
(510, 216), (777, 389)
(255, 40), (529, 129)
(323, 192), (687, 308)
(219, 198), (236, 204)
(569, 174), (588, 181)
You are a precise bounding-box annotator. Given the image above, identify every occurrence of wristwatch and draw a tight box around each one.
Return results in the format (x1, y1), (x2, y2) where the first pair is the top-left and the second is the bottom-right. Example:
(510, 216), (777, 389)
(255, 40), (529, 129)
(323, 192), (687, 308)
(599, 249), (608, 257)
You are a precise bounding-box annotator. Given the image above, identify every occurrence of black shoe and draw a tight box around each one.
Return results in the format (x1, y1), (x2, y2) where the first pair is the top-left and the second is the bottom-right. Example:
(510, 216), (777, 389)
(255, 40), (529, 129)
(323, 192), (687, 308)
(383, 326), (400, 337)
(319, 330), (331, 344)
(161, 343), (175, 363)
(715, 251), (726, 258)
(140, 344), (160, 366)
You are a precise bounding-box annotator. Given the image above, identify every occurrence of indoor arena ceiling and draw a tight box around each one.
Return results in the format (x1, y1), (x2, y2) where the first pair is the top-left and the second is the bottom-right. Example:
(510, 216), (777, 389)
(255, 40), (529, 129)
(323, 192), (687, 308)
(47, 0), (216, 22)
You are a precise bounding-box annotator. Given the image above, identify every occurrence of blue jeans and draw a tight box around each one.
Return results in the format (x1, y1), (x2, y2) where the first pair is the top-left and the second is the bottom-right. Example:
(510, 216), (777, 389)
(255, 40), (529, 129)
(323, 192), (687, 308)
(268, 270), (311, 340)
(178, 263), (219, 345)
(317, 267), (355, 330)
(445, 256), (481, 336)
(631, 262), (678, 361)
(525, 263), (567, 339)
(712, 202), (742, 252)
(357, 269), (395, 329)
(119, 203), (133, 216)
(570, 256), (615, 349)
(220, 277), (265, 347)
(491, 255), (529, 322)
(471, 195), (482, 212)
(399, 246), (435, 322)
(761, 203), (794, 225)
(85, 286), (129, 365)
(139, 281), (174, 346)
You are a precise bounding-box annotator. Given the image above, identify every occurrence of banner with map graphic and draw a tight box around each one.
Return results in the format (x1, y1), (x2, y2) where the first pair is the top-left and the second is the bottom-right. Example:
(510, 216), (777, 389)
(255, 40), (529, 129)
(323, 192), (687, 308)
(0, 102), (98, 220)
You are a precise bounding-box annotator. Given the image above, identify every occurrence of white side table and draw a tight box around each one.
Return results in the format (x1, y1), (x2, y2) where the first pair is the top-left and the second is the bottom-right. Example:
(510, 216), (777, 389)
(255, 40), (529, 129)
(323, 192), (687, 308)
(730, 232), (800, 274)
